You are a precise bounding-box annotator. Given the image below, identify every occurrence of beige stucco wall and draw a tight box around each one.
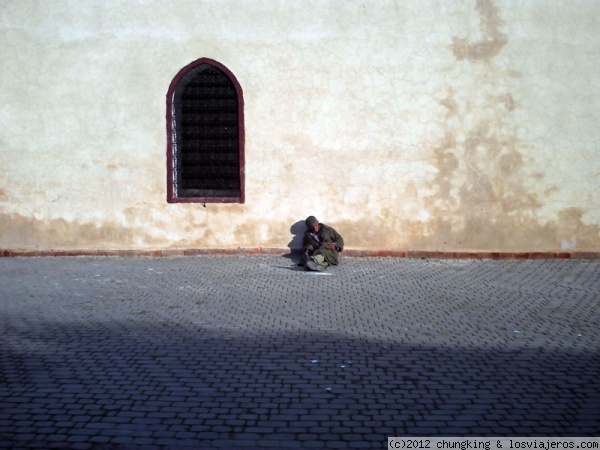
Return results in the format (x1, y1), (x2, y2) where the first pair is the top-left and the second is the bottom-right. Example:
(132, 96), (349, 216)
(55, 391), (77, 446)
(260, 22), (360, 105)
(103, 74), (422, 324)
(1, 0), (599, 253)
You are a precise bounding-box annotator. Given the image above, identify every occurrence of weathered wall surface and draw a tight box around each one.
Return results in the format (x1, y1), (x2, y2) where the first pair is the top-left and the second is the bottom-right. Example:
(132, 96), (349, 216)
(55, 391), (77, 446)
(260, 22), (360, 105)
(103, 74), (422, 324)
(1, 0), (599, 253)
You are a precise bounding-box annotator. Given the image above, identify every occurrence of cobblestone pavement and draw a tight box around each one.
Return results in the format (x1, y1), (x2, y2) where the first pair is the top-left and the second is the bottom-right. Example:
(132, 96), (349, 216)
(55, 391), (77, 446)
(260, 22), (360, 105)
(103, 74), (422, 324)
(0, 256), (599, 449)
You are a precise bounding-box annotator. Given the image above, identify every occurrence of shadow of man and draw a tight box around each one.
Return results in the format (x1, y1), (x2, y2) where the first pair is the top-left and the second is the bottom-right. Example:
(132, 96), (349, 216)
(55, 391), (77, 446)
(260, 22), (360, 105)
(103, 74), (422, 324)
(286, 220), (306, 262)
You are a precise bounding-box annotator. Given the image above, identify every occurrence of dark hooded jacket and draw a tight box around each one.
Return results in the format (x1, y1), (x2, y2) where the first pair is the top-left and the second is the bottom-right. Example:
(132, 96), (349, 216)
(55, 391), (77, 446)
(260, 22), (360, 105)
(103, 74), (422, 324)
(303, 223), (344, 265)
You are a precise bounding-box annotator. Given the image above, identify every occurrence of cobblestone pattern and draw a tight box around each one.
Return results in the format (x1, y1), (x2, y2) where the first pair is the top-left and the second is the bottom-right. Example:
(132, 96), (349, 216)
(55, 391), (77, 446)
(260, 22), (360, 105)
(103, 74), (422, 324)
(0, 256), (599, 449)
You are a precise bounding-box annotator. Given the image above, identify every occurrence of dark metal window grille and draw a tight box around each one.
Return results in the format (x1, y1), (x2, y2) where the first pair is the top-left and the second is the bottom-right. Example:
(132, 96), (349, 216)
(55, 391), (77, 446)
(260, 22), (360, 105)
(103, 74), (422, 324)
(167, 59), (244, 203)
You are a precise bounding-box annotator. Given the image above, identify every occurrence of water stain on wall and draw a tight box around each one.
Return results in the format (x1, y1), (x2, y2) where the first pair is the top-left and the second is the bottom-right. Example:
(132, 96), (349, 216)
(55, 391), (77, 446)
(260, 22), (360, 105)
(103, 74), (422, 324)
(418, 0), (599, 251)
(0, 211), (149, 249)
(451, 0), (508, 62)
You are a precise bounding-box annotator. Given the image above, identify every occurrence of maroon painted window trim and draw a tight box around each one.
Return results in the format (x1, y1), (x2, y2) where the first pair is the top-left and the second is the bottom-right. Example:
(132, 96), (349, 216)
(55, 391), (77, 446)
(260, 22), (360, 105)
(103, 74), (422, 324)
(166, 58), (245, 203)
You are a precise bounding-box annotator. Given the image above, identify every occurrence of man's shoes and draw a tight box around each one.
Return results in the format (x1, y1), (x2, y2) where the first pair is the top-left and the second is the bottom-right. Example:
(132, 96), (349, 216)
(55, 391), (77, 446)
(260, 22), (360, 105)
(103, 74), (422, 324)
(306, 259), (326, 272)
(299, 251), (310, 267)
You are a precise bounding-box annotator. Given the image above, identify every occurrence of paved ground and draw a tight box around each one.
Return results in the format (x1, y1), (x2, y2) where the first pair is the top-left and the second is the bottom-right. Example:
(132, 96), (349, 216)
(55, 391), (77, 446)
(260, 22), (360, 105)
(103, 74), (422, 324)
(0, 255), (599, 449)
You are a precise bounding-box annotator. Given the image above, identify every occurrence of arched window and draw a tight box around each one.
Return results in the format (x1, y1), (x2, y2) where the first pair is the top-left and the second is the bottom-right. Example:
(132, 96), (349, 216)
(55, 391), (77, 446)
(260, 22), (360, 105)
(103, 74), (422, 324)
(166, 58), (244, 203)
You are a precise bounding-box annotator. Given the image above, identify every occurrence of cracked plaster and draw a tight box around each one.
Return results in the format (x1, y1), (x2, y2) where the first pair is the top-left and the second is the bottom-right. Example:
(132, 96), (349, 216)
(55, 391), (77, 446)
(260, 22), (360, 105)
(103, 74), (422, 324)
(0, 0), (599, 252)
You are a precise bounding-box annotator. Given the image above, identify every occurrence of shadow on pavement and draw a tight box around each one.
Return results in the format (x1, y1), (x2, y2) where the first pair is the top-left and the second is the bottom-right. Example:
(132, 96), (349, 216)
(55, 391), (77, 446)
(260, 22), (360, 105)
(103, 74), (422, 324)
(1, 318), (599, 449)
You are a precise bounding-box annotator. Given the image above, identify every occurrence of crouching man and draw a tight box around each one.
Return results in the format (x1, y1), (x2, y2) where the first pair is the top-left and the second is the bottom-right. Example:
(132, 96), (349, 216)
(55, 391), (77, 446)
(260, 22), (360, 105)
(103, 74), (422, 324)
(302, 216), (344, 272)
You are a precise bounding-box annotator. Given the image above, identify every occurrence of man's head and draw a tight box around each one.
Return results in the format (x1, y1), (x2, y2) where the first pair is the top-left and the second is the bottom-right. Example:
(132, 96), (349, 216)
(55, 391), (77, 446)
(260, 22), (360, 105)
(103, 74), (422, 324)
(305, 216), (319, 233)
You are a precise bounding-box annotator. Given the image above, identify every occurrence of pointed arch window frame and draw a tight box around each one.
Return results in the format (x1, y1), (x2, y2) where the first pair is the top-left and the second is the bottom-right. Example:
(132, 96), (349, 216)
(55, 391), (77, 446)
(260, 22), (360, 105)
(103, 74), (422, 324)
(166, 58), (245, 204)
